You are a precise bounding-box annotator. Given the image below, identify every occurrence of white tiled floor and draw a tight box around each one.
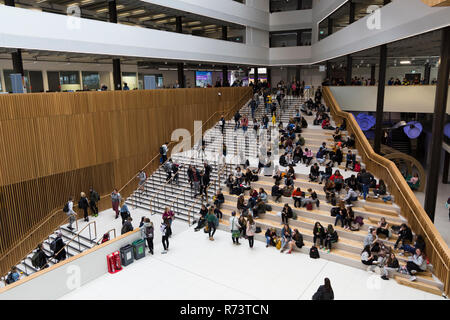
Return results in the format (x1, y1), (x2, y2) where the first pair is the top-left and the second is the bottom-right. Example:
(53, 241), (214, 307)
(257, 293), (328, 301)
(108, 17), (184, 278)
(60, 226), (444, 300)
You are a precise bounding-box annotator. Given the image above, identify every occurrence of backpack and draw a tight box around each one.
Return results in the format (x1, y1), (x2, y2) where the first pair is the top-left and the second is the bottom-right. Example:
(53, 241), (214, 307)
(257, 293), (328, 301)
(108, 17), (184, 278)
(276, 239), (282, 250)
(306, 202), (313, 211)
(159, 146), (164, 155)
(330, 207), (339, 217)
(255, 226), (262, 233)
(5, 273), (14, 284)
(309, 246), (320, 259)
(50, 239), (57, 252)
(63, 202), (69, 213)
(31, 251), (41, 268)
(265, 204), (272, 211)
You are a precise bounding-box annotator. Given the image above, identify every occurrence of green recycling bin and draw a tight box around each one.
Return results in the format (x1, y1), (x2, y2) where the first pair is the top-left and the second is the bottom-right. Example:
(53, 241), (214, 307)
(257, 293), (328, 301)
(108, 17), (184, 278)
(132, 239), (146, 260)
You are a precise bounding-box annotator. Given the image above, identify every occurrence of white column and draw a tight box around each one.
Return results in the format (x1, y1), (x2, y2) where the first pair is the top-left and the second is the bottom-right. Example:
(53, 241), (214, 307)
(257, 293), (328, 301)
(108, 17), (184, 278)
(79, 70), (83, 90)
(0, 69), (6, 92)
(42, 70), (49, 92)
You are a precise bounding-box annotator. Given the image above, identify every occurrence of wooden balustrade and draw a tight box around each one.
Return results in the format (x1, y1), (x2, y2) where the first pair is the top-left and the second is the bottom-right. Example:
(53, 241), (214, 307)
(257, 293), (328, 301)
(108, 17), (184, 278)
(0, 87), (252, 277)
(420, 0), (450, 7)
(323, 86), (450, 297)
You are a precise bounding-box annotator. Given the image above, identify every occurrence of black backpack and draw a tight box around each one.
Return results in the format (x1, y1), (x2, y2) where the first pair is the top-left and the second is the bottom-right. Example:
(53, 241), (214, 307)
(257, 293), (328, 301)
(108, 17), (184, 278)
(50, 239), (57, 252)
(63, 202), (69, 213)
(5, 273), (14, 284)
(309, 246), (320, 259)
(330, 207), (339, 217)
(159, 146), (164, 155)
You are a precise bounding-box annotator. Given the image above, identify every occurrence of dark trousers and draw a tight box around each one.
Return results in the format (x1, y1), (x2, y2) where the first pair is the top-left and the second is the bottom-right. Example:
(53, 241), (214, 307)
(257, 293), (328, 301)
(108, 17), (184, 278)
(293, 197), (302, 208)
(162, 235), (169, 251)
(313, 235), (324, 247)
(232, 233), (240, 244)
(281, 213), (289, 225)
(89, 201), (98, 216)
(146, 237), (154, 253)
(377, 228), (390, 238)
(324, 239), (333, 250)
(394, 236), (410, 249)
(208, 222), (216, 237)
(335, 214), (344, 227)
(82, 208), (89, 221)
(406, 261), (423, 275)
(248, 236), (254, 248)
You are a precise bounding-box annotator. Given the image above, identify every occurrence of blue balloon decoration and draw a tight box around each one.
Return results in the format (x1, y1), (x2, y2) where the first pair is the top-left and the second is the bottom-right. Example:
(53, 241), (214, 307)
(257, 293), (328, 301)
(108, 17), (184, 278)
(355, 113), (376, 131)
(403, 121), (422, 139)
(444, 123), (450, 139)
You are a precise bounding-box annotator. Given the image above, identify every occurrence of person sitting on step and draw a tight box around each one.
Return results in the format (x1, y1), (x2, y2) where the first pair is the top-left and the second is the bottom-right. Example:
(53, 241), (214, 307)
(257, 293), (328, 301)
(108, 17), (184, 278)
(361, 245), (379, 272)
(265, 228), (278, 248)
(292, 187), (304, 208)
(330, 170), (344, 193)
(271, 181), (283, 203)
(319, 163), (333, 185)
(281, 203), (293, 225)
(309, 163), (320, 182)
(343, 187), (359, 205)
(393, 223), (413, 250)
(194, 204), (208, 232)
(381, 252), (400, 280)
(334, 201), (347, 228)
(287, 229), (304, 253)
(324, 224), (339, 253)
(304, 148), (313, 166)
(313, 222), (326, 249)
(304, 188), (320, 208)
(280, 223), (293, 253)
(373, 179), (387, 198)
(376, 217), (390, 239)
(401, 248), (427, 282)
(345, 150), (356, 171)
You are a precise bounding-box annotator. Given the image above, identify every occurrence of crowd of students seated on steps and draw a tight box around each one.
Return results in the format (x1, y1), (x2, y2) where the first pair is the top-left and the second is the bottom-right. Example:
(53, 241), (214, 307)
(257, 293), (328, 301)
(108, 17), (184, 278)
(360, 220), (429, 282)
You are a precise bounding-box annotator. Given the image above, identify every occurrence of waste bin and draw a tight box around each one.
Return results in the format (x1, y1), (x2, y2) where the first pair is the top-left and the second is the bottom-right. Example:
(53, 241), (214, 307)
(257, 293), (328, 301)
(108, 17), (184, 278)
(120, 244), (134, 266)
(132, 239), (146, 260)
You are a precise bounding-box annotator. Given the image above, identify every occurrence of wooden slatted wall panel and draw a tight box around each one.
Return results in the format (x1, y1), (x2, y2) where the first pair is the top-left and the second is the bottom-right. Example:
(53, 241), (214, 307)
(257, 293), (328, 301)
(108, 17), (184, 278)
(0, 87), (252, 274)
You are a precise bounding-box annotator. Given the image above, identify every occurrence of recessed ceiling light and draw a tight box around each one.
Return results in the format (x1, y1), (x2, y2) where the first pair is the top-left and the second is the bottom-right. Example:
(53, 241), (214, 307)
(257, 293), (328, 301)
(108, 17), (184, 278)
(400, 60), (411, 65)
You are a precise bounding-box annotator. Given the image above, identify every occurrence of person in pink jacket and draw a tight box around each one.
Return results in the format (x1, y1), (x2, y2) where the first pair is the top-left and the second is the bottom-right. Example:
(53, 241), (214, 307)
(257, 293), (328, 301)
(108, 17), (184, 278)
(241, 116), (249, 133)
(246, 215), (256, 248)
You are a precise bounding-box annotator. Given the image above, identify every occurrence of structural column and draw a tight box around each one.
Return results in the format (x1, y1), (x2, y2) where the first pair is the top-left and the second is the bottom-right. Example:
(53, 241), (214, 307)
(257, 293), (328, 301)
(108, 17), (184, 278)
(109, 0), (121, 90)
(176, 16), (185, 88)
(328, 18), (333, 36)
(370, 64), (376, 85)
(326, 61), (332, 80)
(374, 44), (387, 154)
(424, 26), (450, 222)
(5, 0), (24, 76)
(222, 26), (229, 87)
(346, 55), (353, 85)
(349, 0), (355, 24)
(424, 63), (431, 84)
(254, 67), (258, 84)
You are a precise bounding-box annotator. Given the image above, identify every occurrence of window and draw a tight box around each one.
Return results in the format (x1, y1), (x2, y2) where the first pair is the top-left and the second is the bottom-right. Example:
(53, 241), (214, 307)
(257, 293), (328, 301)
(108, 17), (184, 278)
(82, 71), (100, 90)
(60, 71), (80, 85)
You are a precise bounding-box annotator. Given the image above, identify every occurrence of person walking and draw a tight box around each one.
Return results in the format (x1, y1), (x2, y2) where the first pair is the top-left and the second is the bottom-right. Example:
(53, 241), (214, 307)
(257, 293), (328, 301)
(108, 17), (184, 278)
(141, 218), (154, 255)
(121, 216), (133, 235)
(162, 207), (175, 237)
(64, 196), (77, 231)
(137, 170), (147, 195)
(78, 192), (90, 222)
(89, 187), (100, 217)
(206, 207), (218, 241)
(120, 201), (131, 225)
(111, 189), (121, 219)
(161, 218), (170, 254)
(53, 232), (66, 263)
(229, 211), (241, 245)
(246, 215), (256, 248)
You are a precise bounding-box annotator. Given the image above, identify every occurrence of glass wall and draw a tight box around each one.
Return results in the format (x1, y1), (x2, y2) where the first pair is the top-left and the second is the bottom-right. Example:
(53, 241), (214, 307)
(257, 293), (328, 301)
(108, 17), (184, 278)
(270, 0), (312, 12)
(270, 29), (312, 47)
(82, 71), (100, 90)
(60, 71), (81, 91)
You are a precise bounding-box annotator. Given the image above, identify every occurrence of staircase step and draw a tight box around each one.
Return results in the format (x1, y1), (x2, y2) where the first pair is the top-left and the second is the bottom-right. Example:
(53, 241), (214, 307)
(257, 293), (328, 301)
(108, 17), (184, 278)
(394, 276), (442, 296)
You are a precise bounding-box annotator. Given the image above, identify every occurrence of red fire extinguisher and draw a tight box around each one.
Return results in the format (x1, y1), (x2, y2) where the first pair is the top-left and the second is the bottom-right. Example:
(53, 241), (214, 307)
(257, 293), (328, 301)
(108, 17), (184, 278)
(107, 251), (122, 274)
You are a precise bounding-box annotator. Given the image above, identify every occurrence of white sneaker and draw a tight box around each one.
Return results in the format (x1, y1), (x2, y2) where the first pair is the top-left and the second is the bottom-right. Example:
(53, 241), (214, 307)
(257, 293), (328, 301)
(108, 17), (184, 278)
(411, 270), (417, 275)
(161, 250), (168, 254)
(410, 276), (417, 282)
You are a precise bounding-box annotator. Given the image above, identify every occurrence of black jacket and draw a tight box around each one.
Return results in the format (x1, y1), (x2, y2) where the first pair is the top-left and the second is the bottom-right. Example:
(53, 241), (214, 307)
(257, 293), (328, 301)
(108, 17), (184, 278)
(312, 285), (334, 300)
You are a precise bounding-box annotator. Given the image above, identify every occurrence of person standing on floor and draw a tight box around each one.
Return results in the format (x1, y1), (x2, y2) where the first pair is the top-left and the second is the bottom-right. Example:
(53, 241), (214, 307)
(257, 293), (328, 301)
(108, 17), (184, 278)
(312, 278), (334, 300)
(229, 211), (241, 245)
(206, 207), (219, 241)
(162, 207), (175, 237)
(64, 196), (77, 231)
(78, 192), (90, 222)
(89, 187), (100, 217)
(246, 215), (256, 248)
(141, 218), (154, 255)
(120, 200), (131, 225)
(161, 218), (170, 254)
(111, 189), (121, 219)
(121, 216), (133, 235)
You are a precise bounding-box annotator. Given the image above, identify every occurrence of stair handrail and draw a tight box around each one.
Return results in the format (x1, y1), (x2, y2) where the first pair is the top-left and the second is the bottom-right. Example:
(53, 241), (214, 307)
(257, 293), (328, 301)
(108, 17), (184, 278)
(323, 86), (450, 297)
(0, 88), (252, 278)
(51, 221), (97, 264)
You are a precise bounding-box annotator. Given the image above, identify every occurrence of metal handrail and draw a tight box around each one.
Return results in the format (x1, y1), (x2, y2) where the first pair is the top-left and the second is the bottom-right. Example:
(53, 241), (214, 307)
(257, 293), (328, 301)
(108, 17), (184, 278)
(50, 221), (97, 264)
